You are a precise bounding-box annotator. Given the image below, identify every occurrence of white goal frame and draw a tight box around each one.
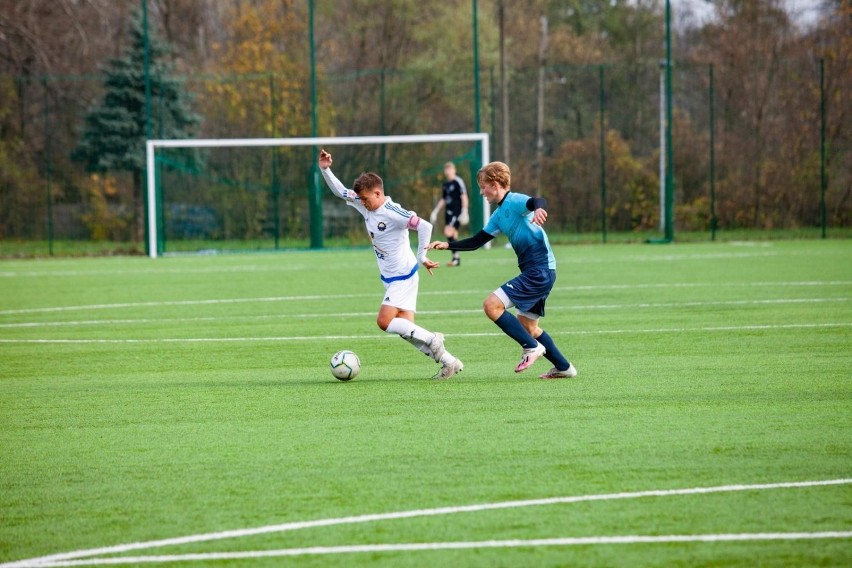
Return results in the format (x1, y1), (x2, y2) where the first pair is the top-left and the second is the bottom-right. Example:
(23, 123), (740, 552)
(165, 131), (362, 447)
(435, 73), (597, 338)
(145, 133), (490, 258)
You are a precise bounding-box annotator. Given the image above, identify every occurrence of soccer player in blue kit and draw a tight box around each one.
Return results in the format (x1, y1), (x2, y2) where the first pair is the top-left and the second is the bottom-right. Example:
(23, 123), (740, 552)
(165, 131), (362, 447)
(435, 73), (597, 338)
(319, 149), (464, 380)
(429, 161), (577, 379)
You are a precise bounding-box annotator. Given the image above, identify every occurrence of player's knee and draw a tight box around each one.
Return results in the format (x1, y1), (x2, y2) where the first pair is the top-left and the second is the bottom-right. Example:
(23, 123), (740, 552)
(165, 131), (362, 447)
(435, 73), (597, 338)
(483, 296), (503, 320)
(376, 315), (391, 331)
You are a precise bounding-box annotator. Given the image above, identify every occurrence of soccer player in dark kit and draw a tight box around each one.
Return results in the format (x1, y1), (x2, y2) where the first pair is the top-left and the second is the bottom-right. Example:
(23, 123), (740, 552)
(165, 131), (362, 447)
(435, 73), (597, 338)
(429, 161), (469, 267)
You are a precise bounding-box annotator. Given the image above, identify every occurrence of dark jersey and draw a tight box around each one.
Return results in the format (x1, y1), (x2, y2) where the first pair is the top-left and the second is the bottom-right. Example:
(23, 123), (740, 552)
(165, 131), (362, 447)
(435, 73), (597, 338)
(441, 176), (467, 215)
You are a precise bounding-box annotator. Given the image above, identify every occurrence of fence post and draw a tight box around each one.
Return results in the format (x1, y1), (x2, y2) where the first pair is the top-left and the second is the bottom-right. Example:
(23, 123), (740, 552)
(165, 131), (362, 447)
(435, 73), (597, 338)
(709, 63), (717, 241)
(269, 72), (280, 250)
(142, 0), (152, 255)
(599, 65), (606, 244)
(308, 0), (323, 249)
(472, 0), (481, 134)
(663, 0), (675, 242)
(819, 57), (826, 239)
(43, 76), (54, 256)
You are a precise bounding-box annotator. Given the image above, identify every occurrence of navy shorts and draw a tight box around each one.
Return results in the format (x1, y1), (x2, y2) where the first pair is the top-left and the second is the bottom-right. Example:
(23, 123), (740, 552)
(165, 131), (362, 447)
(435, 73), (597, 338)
(500, 268), (556, 317)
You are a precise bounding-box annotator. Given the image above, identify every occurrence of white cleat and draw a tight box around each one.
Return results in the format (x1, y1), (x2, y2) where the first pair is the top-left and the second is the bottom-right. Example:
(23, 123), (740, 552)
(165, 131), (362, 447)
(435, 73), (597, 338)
(515, 343), (546, 373)
(428, 332), (447, 361)
(540, 363), (578, 380)
(434, 357), (464, 380)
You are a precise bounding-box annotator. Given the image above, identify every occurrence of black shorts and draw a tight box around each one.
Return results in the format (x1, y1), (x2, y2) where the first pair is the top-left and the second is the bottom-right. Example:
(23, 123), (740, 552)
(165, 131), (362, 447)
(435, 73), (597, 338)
(444, 211), (461, 230)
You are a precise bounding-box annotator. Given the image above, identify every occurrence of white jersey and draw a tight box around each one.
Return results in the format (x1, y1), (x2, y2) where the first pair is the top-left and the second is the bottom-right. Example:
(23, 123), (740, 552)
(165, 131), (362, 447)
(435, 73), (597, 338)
(321, 167), (420, 282)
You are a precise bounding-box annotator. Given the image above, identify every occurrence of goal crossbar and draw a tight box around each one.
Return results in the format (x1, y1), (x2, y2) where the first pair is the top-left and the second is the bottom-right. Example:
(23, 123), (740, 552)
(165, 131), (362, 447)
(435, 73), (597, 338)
(145, 133), (490, 258)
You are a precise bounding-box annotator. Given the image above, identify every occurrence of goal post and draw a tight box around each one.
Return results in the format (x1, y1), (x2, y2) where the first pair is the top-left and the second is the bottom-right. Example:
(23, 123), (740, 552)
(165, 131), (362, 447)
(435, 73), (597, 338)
(145, 133), (490, 258)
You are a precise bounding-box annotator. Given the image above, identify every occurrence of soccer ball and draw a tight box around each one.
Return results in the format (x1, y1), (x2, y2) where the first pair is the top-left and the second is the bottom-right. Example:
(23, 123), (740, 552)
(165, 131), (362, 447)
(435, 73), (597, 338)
(330, 350), (361, 381)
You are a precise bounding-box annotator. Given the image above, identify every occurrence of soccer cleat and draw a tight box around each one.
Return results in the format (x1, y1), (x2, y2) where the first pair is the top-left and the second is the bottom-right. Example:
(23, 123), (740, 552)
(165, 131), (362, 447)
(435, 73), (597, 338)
(515, 343), (546, 373)
(539, 363), (578, 380)
(428, 332), (447, 361)
(446, 258), (461, 267)
(433, 357), (464, 380)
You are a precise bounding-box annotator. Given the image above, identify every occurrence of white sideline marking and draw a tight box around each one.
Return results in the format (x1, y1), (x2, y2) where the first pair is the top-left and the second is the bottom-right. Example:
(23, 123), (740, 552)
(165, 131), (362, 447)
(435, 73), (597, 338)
(0, 297), (847, 329)
(20, 532), (852, 566)
(1, 322), (850, 344)
(0, 250), (797, 279)
(1, 281), (849, 315)
(3, 479), (850, 567)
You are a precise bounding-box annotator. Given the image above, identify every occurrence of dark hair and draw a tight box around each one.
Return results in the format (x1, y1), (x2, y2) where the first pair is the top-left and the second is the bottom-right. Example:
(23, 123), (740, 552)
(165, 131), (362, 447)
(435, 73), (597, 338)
(353, 172), (383, 193)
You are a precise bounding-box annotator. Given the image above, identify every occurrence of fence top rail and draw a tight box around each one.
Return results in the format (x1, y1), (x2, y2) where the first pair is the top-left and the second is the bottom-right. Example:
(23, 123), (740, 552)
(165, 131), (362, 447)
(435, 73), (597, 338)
(147, 133), (489, 150)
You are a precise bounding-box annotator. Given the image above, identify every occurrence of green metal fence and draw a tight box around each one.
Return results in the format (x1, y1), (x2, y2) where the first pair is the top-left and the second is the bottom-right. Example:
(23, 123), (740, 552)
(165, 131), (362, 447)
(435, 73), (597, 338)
(0, 55), (847, 256)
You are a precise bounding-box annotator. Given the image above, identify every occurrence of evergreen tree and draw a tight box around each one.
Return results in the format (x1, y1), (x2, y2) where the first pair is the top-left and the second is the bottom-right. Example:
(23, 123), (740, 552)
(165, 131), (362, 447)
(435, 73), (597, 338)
(72, 9), (199, 243)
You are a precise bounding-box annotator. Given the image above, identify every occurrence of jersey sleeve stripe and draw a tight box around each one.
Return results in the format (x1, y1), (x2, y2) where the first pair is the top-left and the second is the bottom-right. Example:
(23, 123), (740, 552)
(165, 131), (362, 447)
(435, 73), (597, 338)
(384, 203), (413, 218)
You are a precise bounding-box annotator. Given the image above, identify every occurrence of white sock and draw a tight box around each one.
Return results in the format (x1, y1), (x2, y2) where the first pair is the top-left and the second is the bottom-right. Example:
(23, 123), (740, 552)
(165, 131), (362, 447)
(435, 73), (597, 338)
(386, 318), (435, 345)
(439, 352), (456, 365)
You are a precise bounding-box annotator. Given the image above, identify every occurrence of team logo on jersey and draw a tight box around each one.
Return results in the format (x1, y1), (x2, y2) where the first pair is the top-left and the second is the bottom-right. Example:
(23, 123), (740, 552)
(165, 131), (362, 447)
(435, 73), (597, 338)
(377, 222), (387, 231)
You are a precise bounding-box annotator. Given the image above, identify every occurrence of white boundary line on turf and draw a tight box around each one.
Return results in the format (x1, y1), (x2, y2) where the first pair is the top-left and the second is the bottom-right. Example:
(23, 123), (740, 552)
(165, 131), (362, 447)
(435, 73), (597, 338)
(2, 281), (849, 316)
(1, 322), (850, 344)
(3, 479), (850, 567)
(1, 298), (847, 328)
(20, 532), (852, 567)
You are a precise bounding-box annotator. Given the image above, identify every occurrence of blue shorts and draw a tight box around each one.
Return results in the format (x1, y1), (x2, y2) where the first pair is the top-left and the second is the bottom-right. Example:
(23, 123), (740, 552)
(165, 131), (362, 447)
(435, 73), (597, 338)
(500, 268), (556, 317)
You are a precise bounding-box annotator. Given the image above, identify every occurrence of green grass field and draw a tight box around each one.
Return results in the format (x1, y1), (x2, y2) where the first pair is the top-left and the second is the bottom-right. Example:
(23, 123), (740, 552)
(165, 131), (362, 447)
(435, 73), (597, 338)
(1, 240), (850, 566)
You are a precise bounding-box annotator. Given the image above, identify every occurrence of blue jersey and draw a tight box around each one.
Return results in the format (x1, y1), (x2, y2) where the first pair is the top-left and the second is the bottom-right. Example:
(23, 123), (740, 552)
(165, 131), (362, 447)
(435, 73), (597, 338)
(484, 192), (556, 272)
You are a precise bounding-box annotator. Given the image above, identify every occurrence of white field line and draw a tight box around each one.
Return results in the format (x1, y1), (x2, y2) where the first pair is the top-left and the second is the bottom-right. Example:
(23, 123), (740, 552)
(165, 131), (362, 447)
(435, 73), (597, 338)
(1, 297), (847, 329)
(20, 532), (852, 567)
(0, 323), (849, 345)
(2, 479), (849, 568)
(2, 281), (850, 316)
(11, 533), (850, 567)
(0, 250), (794, 279)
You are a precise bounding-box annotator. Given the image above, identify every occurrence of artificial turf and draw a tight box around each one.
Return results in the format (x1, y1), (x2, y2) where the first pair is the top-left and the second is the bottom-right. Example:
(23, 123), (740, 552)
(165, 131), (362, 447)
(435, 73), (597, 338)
(0, 240), (850, 566)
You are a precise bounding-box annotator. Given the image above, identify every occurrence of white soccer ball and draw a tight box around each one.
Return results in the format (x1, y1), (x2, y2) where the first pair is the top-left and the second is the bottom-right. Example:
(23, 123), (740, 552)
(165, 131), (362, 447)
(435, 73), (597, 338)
(330, 350), (361, 381)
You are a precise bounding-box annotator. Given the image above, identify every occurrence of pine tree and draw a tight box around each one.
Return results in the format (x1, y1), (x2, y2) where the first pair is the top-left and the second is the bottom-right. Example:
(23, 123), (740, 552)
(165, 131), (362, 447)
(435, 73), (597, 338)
(72, 9), (199, 243)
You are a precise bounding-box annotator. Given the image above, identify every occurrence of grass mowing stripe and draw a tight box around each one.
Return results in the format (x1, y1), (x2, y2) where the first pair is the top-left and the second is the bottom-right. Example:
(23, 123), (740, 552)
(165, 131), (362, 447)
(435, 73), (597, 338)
(5, 479), (849, 567)
(2, 281), (850, 315)
(1, 322), (849, 343)
(1, 297), (848, 328)
(18, 533), (852, 566)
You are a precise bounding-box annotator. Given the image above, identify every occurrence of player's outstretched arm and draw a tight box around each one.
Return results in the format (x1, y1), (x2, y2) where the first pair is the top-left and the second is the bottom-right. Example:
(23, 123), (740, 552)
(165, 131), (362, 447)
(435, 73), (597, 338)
(318, 149), (352, 200)
(433, 230), (494, 252)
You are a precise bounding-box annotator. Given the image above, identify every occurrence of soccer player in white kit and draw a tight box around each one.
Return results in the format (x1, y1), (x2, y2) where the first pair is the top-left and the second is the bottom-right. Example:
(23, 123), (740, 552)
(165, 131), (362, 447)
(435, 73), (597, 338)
(319, 149), (464, 379)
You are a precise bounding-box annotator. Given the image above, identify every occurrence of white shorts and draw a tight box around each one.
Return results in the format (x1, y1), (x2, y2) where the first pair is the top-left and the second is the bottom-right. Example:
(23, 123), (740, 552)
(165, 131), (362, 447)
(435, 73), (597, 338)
(382, 272), (419, 312)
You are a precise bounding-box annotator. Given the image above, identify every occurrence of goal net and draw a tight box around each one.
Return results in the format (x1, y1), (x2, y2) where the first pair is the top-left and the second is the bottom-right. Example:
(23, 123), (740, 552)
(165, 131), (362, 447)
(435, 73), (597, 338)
(145, 134), (490, 258)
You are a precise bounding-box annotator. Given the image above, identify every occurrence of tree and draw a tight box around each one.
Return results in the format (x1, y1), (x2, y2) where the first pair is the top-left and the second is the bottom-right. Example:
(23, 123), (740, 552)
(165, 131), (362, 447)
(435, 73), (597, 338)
(72, 8), (199, 243)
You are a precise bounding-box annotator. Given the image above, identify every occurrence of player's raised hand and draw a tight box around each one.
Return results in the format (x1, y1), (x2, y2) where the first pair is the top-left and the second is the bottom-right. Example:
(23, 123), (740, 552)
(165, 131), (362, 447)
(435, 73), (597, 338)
(318, 149), (332, 169)
(422, 258), (439, 275)
(427, 241), (448, 250)
(531, 208), (548, 226)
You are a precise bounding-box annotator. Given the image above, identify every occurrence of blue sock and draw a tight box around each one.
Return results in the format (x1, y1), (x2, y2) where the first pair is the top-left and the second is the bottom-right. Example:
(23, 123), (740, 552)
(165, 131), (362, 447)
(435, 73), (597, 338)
(494, 312), (537, 349)
(536, 331), (570, 371)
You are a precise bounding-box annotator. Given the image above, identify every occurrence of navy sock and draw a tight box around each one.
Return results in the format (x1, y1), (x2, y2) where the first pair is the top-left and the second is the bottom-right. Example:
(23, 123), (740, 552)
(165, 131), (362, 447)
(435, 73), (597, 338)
(536, 330), (570, 371)
(494, 311), (537, 349)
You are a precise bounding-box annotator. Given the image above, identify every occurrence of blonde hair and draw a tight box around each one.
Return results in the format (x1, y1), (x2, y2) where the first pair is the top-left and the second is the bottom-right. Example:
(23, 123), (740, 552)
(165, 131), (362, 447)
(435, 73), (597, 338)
(477, 161), (511, 189)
